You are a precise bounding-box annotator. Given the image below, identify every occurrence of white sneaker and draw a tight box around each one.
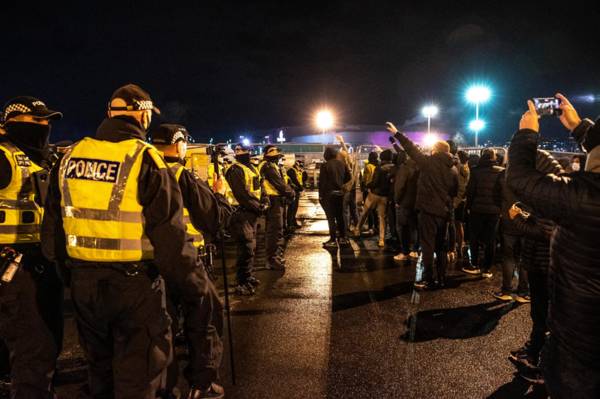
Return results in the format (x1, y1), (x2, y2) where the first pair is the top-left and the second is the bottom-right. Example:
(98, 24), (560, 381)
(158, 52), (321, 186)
(409, 251), (419, 259)
(482, 271), (493, 279)
(394, 253), (408, 261)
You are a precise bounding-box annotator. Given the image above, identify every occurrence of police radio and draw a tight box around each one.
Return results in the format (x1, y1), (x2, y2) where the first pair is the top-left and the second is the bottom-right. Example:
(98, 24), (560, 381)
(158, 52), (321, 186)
(0, 247), (23, 284)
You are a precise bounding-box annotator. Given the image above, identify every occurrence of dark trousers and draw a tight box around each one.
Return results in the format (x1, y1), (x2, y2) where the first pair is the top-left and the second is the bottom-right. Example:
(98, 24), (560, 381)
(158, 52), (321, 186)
(501, 234), (528, 293)
(395, 206), (418, 255)
(418, 213), (449, 283)
(528, 270), (548, 359)
(265, 196), (284, 263)
(469, 213), (500, 271)
(542, 336), (600, 399)
(343, 189), (359, 228)
(320, 194), (346, 240)
(0, 248), (63, 398)
(166, 270), (223, 389)
(287, 191), (301, 227)
(387, 200), (397, 242)
(70, 267), (171, 399)
(230, 209), (258, 284)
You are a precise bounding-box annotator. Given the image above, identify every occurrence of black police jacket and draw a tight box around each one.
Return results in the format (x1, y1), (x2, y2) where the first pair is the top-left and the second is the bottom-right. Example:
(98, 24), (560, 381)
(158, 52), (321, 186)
(41, 116), (205, 291)
(507, 122), (600, 367)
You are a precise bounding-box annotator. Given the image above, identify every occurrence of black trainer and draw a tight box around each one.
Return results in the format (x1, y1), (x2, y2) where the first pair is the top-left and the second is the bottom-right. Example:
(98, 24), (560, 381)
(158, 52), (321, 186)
(235, 282), (255, 296)
(322, 239), (338, 248)
(187, 382), (225, 399)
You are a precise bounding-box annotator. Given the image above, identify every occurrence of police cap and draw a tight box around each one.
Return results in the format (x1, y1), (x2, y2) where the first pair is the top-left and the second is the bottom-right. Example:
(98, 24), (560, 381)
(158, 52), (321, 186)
(151, 124), (189, 145)
(2, 96), (63, 123)
(108, 83), (161, 115)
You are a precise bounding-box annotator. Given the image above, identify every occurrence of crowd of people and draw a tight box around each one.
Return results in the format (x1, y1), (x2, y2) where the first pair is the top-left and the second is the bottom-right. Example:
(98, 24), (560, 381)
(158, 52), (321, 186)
(317, 94), (600, 398)
(0, 82), (599, 399)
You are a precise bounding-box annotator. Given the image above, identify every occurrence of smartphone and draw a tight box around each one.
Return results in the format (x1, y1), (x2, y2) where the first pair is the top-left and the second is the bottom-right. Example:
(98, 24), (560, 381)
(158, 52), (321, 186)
(533, 97), (562, 117)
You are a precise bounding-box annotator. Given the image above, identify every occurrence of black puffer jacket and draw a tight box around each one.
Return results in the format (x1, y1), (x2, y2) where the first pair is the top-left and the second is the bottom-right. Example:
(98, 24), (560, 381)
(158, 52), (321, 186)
(516, 212), (554, 273)
(507, 120), (600, 367)
(466, 157), (504, 215)
(393, 132), (458, 218)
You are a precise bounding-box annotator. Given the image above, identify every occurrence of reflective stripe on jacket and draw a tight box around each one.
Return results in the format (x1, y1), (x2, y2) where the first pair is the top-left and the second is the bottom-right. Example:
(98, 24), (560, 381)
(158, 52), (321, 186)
(59, 137), (165, 262)
(169, 162), (205, 248)
(0, 142), (43, 244)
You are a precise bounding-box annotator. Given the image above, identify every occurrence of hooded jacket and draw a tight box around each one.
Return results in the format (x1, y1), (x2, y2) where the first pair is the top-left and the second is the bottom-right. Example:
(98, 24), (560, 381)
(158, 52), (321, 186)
(466, 156), (505, 215)
(392, 132), (458, 218)
(319, 147), (350, 199)
(393, 158), (419, 209)
(507, 119), (600, 367)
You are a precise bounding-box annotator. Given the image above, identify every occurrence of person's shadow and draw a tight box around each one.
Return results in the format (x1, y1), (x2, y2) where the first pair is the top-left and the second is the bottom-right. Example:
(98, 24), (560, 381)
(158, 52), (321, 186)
(487, 374), (548, 398)
(401, 300), (521, 342)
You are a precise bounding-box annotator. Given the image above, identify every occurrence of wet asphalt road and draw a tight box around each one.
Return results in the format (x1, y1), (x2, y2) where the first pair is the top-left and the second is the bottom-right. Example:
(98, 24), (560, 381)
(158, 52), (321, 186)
(3, 191), (546, 398)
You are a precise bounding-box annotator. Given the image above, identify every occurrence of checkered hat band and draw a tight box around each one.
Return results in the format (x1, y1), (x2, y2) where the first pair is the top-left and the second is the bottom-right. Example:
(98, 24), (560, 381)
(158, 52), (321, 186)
(4, 103), (32, 120)
(133, 100), (154, 111)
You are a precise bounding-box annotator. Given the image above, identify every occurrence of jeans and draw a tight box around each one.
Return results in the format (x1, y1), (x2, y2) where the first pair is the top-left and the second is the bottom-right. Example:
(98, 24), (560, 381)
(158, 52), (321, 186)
(343, 189), (359, 228)
(418, 212), (449, 283)
(357, 192), (388, 243)
(321, 194), (346, 240)
(501, 234), (528, 293)
(395, 206), (418, 255)
(469, 212), (500, 272)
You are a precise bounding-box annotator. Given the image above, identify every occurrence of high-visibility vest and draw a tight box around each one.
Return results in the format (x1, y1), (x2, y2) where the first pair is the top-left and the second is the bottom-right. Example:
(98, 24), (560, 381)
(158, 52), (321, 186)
(228, 162), (261, 206)
(168, 162), (205, 249)
(258, 160), (282, 197)
(363, 163), (377, 185)
(208, 162), (234, 205)
(0, 142), (44, 244)
(59, 137), (166, 262)
(293, 166), (304, 186)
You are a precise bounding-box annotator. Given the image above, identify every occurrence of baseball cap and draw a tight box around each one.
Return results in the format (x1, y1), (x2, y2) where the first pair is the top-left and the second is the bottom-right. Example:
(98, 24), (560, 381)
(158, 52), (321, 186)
(151, 124), (189, 145)
(234, 143), (251, 154)
(265, 146), (283, 158)
(108, 83), (161, 115)
(2, 96), (63, 123)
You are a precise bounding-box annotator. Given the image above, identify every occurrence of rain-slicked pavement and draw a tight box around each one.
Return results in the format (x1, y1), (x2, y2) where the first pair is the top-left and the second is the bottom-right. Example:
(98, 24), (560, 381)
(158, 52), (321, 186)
(2, 191), (546, 398)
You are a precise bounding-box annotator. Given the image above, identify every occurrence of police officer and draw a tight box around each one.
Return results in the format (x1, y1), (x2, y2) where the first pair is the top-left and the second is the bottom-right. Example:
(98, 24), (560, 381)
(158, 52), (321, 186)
(258, 146), (295, 270)
(151, 124), (230, 398)
(0, 97), (64, 398)
(41, 84), (217, 398)
(225, 144), (265, 295)
(286, 160), (305, 229)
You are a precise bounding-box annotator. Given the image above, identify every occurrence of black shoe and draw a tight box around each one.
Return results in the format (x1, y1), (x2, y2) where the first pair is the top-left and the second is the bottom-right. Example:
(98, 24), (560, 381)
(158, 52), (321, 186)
(187, 383), (225, 399)
(414, 280), (436, 290)
(461, 265), (481, 275)
(235, 282), (255, 296)
(519, 366), (544, 385)
(323, 239), (338, 248)
(246, 276), (261, 287)
(337, 237), (350, 246)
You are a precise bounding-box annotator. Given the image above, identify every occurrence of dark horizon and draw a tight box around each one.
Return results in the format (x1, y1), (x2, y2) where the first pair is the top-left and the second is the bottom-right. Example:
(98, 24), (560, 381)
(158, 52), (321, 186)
(2, 2), (600, 145)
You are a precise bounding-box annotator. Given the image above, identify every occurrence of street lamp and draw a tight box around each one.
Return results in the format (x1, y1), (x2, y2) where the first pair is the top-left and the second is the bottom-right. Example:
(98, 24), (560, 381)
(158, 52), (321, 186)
(469, 119), (486, 137)
(465, 85), (491, 147)
(421, 104), (439, 134)
(315, 109), (335, 141)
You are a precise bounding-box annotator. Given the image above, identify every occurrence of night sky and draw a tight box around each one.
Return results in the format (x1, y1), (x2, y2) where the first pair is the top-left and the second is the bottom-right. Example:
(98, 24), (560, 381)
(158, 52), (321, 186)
(2, 2), (600, 144)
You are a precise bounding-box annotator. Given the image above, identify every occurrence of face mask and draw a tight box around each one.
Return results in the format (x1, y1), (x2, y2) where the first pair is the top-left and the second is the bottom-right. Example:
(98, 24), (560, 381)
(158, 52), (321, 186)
(571, 162), (580, 171)
(4, 122), (51, 164)
(235, 153), (251, 164)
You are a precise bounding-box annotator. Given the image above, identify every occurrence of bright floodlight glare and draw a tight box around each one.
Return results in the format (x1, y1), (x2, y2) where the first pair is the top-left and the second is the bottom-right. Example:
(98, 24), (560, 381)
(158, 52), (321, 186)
(466, 85), (492, 104)
(469, 119), (486, 132)
(315, 110), (334, 130)
(423, 133), (439, 148)
(422, 105), (439, 119)
(242, 138), (250, 146)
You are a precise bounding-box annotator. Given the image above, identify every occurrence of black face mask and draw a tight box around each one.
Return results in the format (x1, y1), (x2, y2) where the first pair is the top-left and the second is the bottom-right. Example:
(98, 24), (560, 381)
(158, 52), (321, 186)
(5, 122), (51, 165)
(235, 153), (251, 165)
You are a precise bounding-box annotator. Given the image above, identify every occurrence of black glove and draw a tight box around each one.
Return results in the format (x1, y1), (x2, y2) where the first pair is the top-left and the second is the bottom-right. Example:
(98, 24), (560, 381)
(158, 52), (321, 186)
(388, 136), (396, 144)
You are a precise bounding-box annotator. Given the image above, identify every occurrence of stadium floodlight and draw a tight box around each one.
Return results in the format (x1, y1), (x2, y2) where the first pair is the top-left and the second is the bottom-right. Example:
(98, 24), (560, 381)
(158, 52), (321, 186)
(242, 138), (250, 147)
(465, 84), (492, 146)
(466, 85), (491, 104)
(421, 104), (439, 134)
(315, 109), (335, 131)
(469, 119), (485, 133)
(423, 133), (439, 148)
